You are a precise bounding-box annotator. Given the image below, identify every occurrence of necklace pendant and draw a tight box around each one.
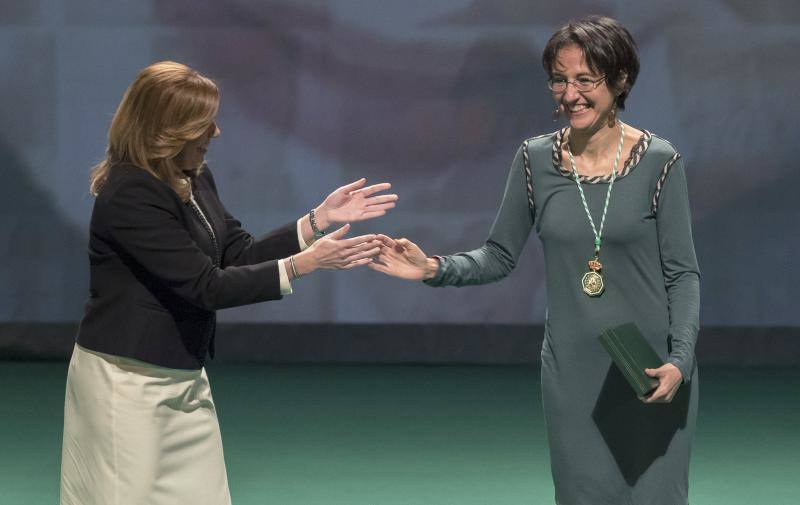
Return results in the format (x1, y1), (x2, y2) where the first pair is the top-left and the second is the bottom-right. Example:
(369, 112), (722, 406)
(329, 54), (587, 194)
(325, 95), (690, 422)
(582, 270), (604, 297)
(582, 254), (604, 297)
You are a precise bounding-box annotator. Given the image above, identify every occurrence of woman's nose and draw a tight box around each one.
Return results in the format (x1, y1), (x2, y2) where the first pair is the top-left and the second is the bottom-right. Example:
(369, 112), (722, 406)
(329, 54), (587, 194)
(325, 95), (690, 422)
(563, 84), (581, 101)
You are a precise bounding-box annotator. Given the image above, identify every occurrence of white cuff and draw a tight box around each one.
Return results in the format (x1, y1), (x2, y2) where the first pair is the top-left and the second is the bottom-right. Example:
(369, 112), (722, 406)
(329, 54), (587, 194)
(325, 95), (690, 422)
(278, 259), (293, 295)
(296, 218), (310, 251)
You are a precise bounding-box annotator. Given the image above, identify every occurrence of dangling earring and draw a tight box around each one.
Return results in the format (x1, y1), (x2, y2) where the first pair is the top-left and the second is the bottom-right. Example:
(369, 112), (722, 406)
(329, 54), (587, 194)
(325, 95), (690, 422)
(552, 105), (562, 122)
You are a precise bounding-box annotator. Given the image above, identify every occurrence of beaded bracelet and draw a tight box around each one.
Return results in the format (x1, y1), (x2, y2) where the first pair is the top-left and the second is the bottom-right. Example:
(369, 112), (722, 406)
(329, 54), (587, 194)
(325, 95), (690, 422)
(309, 209), (325, 239)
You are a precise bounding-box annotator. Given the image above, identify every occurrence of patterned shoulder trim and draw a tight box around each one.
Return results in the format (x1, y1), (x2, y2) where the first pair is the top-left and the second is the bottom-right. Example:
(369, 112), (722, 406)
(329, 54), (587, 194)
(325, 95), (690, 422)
(551, 127), (567, 176)
(551, 127), (652, 183)
(651, 152), (681, 215)
(521, 139), (534, 212)
(520, 132), (559, 213)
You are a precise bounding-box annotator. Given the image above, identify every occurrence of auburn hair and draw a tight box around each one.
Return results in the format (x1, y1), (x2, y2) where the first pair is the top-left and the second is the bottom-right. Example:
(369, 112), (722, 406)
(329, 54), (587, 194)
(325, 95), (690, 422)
(89, 61), (219, 201)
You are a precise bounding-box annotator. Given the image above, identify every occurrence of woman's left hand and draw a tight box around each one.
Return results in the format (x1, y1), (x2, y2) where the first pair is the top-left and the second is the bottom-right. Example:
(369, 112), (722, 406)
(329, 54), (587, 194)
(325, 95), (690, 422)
(315, 178), (398, 229)
(641, 363), (683, 403)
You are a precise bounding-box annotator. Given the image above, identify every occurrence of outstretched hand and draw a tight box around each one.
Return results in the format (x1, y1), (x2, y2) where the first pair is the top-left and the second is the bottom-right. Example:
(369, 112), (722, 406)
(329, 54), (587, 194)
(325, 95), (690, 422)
(640, 363), (683, 403)
(316, 179), (398, 228)
(293, 224), (381, 275)
(368, 235), (439, 281)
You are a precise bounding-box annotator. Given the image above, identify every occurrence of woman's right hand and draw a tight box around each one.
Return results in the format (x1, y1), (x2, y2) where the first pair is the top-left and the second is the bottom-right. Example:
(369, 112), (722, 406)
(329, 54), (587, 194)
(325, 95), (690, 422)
(368, 235), (439, 281)
(292, 224), (381, 276)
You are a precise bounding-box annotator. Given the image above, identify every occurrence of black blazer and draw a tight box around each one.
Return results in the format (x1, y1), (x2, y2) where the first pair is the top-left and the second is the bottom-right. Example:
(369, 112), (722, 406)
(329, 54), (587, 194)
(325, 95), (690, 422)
(76, 163), (300, 369)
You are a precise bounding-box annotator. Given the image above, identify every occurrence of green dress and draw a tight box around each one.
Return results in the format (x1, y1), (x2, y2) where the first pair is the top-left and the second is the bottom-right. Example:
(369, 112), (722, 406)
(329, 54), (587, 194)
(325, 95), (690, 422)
(426, 128), (700, 505)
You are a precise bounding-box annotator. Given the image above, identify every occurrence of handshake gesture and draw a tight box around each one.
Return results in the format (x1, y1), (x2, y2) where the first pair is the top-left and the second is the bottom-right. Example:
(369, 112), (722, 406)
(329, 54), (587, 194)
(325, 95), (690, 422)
(290, 178), (435, 282)
(368, 235), (439, 281)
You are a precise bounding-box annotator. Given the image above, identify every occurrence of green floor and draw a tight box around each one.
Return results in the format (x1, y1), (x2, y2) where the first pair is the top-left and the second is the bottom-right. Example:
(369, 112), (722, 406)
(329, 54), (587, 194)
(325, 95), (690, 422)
(1, 363), (798, 504)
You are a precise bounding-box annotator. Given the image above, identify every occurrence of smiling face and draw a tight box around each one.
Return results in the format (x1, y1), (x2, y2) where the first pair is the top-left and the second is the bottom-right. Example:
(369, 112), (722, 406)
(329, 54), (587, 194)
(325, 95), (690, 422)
(550, 45), (619, 134)
(175, 121), (220, 172)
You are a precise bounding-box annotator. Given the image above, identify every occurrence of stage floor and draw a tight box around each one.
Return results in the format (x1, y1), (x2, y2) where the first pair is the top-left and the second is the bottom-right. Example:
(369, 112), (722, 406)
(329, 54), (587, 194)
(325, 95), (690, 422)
(1, 363), (798, 504)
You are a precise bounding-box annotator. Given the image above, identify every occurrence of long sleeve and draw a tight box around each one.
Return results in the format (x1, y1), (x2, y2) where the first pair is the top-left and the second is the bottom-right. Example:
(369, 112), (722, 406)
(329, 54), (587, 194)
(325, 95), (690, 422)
(296, 218), (310, 251)
(278, 259), (293, 295)
(198, 168), (301, 267)
(425, 144), (534, 287)
(655, 157), (701, 382)
(274, 219), (313, 295)
(99, 176), (283, 311)
(222, 217), (300, 267)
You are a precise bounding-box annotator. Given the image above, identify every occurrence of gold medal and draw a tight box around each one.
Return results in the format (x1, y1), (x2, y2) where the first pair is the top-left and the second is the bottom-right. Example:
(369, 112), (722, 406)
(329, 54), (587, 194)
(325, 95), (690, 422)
(582, 257), (604, 297)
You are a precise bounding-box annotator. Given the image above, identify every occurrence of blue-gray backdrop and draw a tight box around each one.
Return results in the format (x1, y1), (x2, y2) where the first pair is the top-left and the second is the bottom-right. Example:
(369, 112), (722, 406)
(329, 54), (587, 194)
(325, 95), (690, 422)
(1, 0), (797, 327)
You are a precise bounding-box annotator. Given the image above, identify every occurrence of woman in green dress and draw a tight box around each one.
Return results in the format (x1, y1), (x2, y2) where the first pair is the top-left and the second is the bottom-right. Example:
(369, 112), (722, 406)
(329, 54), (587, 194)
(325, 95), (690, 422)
(370, 16), (699, 505)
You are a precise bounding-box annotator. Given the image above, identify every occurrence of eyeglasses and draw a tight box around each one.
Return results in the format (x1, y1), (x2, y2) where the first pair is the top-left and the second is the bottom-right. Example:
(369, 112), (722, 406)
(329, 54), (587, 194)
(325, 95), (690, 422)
(547, 76), (606, 93)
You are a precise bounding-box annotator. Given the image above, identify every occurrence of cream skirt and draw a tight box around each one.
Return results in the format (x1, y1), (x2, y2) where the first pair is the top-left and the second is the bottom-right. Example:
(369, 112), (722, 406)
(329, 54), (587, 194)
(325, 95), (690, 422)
(60, 344), (232, 505)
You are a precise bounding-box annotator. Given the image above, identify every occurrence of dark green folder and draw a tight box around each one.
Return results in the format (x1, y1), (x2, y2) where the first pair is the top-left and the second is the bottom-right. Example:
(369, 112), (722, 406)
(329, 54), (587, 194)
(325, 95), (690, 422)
(598, 322), (663, 397)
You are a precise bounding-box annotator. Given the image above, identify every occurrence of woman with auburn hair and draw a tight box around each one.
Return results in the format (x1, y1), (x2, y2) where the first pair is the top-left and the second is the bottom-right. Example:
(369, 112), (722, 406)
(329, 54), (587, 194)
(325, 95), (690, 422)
(371, 16), (699, 505)
(60, 61), (397, 505)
